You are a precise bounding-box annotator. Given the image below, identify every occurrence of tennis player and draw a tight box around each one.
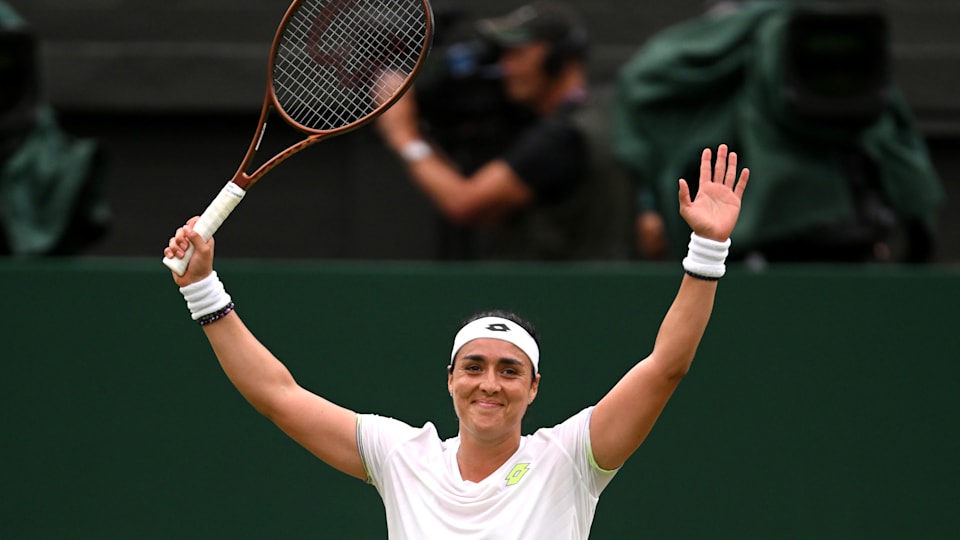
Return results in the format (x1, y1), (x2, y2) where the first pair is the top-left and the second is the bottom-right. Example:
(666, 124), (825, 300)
(164, 144), (749, 539)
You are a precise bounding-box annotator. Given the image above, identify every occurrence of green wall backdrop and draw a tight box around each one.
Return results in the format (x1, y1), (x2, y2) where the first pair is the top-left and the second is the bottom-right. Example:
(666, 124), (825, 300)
(1, 260), (958, 539)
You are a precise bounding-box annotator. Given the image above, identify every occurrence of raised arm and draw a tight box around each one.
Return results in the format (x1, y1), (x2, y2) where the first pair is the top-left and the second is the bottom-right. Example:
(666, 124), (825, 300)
(165, 220), (365, 480)
(373, 79), (534, 225)
(590, 144), (749, 470)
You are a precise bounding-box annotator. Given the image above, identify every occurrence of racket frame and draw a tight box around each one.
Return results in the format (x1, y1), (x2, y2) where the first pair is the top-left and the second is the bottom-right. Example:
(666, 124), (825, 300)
(163, 0), (434, 275)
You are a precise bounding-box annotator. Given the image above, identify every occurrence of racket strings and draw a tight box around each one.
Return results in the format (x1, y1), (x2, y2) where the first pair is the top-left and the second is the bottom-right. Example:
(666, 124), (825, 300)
(274, 0), (428, 131)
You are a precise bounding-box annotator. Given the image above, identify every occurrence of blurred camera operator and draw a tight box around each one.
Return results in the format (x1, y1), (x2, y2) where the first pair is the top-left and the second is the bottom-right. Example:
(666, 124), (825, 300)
(375, 1), (633, 261)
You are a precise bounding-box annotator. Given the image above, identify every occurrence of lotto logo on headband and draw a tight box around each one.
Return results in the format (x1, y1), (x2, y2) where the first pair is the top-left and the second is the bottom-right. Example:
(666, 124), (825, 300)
(450, 317), (540, 373)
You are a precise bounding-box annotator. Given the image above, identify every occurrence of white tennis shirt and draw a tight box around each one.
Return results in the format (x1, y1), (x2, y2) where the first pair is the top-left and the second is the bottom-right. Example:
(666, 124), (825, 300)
(357, 407), (618, 539)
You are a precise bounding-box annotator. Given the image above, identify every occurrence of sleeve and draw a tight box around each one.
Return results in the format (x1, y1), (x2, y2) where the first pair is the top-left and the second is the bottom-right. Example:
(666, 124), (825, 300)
(356, 413), (422, 487)
(502, 116), (586, 204)
(549, 406), (619, 496)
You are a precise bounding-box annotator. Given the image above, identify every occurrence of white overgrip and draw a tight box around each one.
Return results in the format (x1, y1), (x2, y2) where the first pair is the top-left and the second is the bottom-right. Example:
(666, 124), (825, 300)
(162, 181), (247, 276)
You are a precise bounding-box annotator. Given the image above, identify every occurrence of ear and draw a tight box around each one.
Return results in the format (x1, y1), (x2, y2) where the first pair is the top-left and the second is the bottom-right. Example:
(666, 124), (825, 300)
(447, 365), (454, 395)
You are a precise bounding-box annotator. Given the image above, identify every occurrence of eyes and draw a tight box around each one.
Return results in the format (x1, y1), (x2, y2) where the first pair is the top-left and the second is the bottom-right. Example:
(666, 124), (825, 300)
(462, 362), (522, 378)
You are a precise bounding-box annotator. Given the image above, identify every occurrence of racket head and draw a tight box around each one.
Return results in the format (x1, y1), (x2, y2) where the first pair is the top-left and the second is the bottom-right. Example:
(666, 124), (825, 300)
(269, 0), (434, 135)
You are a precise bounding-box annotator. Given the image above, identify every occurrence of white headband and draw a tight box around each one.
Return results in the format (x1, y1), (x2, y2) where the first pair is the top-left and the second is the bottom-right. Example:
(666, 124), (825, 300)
(450, 316), (540, 373)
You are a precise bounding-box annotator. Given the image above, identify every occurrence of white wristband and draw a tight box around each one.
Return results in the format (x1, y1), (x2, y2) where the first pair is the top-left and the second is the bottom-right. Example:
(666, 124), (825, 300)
(179, 271), (232, 320)
(399, 139), (432, 162)
(682, 232), (731, 279)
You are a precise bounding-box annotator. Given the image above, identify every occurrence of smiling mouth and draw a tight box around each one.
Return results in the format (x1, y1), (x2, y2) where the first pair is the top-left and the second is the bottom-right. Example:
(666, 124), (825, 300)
(473, 400), (503, 408)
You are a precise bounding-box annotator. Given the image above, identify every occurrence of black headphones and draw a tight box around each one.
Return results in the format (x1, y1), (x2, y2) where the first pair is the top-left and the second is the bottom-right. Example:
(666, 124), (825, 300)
(542, 24), (589, 77)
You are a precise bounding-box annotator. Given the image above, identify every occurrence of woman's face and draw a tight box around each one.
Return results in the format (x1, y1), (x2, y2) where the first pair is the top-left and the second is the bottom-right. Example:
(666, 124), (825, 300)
(448, 338), (540, 443)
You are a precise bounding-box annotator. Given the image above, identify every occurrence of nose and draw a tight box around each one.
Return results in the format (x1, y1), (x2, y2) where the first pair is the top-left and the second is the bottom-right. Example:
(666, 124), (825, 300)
(478, 369), (500, 394)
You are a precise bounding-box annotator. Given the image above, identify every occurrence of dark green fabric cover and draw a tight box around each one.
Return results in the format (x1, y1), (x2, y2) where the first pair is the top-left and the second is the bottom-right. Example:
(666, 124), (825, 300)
(613, 1), (943, 258)
(0, 1), (110, 255)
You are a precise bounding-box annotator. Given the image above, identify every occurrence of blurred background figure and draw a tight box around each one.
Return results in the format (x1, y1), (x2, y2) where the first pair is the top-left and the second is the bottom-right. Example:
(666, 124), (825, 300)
(0, 1), (110, 256)
(614, 0), (944, 264)
(376, 1), (634, 261)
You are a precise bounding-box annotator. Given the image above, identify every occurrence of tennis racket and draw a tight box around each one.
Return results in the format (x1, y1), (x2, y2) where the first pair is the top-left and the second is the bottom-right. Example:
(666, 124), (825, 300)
(162, 0), (434, 275)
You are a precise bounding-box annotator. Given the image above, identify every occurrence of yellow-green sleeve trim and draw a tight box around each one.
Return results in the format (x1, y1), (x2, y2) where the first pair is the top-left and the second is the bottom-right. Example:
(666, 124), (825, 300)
(585, 407), (619, 474)
(586, 436), (619, 474)
(356, 414), (374, 484)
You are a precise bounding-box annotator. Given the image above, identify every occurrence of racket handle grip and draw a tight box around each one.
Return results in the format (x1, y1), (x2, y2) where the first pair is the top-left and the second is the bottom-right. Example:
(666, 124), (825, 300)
(162, 182), (247, 276)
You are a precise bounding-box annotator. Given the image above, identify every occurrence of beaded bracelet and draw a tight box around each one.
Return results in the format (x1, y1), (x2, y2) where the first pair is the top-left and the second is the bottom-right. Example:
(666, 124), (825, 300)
(683, 269), (721, 282)
(198, 302), (235, 326)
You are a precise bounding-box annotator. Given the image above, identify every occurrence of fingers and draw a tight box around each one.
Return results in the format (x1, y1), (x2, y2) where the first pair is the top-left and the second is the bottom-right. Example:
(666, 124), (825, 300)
(677, 178), (692, 207)
(735, 168), (750, 198)
(183, 224), (206, 247)
(712, 144), (728, 183)
(724, 151), (738, 187)
(699, 148), (712, 184)
(164, 225), (189, 259)
(701, 144), (747, 194)
(163, 217), (204, 259)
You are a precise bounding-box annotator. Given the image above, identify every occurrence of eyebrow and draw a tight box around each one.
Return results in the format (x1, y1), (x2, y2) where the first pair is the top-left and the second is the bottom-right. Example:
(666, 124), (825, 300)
(462, 355), (525, 368)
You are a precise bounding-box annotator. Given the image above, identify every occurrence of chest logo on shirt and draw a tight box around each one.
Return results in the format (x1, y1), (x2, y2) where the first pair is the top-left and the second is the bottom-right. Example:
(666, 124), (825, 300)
(505, 463), (530, 486)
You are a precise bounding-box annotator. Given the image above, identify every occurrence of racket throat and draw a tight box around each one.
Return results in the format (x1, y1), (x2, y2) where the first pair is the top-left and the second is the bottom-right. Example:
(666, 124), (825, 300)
(255, 122), (268, 152)
(235, 121), (271, 186)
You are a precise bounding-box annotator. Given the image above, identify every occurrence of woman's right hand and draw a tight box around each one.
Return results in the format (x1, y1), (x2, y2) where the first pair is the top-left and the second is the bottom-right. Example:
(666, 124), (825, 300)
(164, 216), (215, 287)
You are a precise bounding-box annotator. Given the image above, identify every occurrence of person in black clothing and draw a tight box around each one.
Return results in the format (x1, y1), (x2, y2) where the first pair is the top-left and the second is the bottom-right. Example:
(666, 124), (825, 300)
(375, 1), (633, 260)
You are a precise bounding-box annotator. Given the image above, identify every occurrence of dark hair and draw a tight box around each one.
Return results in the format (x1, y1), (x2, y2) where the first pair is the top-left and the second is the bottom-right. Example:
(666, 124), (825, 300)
(449, 309), (540, 381)
(461, 309), (539, 341)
